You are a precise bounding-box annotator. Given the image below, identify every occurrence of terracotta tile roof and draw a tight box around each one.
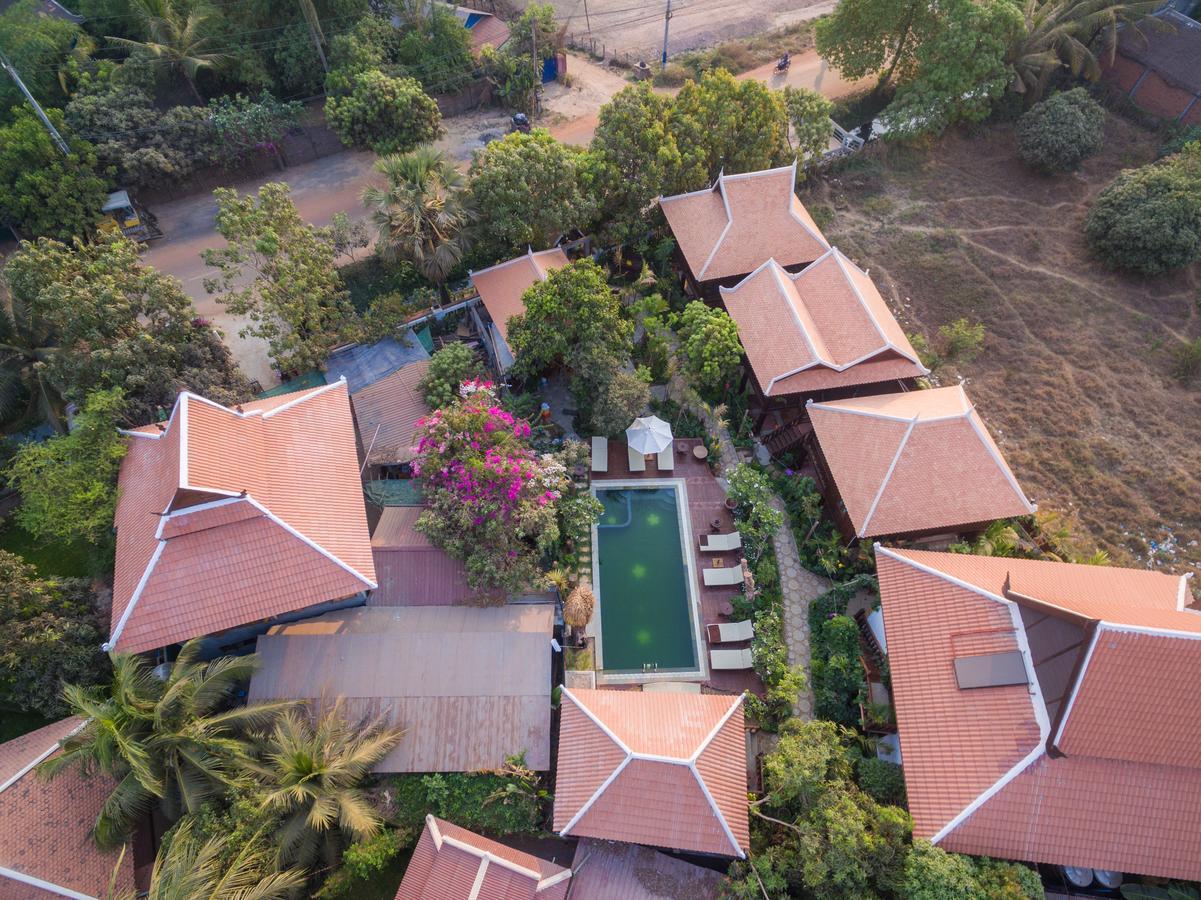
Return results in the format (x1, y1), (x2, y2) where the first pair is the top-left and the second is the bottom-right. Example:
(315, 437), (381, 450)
(452, 7), (511, 53)
(396, 816), (570, 899)
(808, 386), (1036, 538)
(566, 838), (727, 899)
(659, 164), (829, 282)
(471, 248), (571, 344)
(110, 381), (376, 654)
(0, 719), (136, 899)
(552, 689), (749, 858)
(876, 547), (1201, 881)
(1117, 9), (1201, 94)
(350, 359), (431, 467)
(370, 507), (474, 606)
(249, 605), (554, 771)
(719, 252), (926, 397)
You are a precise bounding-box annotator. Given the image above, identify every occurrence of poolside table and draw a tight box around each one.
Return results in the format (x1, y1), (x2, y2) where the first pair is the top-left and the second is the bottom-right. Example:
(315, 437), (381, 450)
(693, 445), (709, 460)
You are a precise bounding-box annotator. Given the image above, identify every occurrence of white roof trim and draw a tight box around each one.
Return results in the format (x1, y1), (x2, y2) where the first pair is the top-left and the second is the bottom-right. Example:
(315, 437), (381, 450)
(427, 814), (443, 849)
(962, 407), (1037, 514)
(857, 414), (919, 537)
(828, 248), (921, 368)
(537, 869), (574, 891)
(695, 189), (734, 281)
(260, 377), (345, 419)
(929, 745), (1047, 845)
(443, 835), (545, 883)
(424, 815), (572, 891)
(558, 753), (633, 836)
(467, 856), (489, 900)
(770, 260), (824, 365)
(104, 534), (167, 651)
(1177, 572), (1195, 612)
(688, 758), (745, 858)
(808, 385), (971, 424)
(178, 394), (190, 488)
(0, 866), (96, 900)
(470, 247), (566, 279)
(242, 495), (377, 590)
(0, 730), (76, 796)
(874, 545), (1008, 606)
(1052, 625), (1099, 749)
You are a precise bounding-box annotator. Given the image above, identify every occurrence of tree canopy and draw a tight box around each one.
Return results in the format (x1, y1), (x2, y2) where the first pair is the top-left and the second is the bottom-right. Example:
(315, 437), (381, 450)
(678, 300), (743, 397)
(0, 0), (82, 121)
(325, 70), (442, 156)
(1017, 87), (1106, 172)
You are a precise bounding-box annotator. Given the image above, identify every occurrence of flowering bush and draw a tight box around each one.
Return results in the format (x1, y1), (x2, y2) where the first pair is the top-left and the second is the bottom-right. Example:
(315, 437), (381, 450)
(414, 381), (567, 596)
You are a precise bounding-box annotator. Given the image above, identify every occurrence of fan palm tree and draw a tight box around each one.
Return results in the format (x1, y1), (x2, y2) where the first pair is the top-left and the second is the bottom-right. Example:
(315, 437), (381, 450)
(40, 640), (295, 849)
(254, 705), (405, 868)
(107, 0), (229, 104)
(1008, 0), (1161, 101)
(362, 147), (476, 297)
(109, 817), (306, 900)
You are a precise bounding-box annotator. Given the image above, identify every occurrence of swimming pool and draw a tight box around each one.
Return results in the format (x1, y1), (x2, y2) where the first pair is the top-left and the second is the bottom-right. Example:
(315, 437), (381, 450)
(590, 479), (704, 679)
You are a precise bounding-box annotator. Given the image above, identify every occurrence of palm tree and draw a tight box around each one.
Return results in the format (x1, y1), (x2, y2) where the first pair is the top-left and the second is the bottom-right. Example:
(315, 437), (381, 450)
(107, 0), (228, 104)
(1008, 0), (1161, 101)
(255, 706), (405, 868)
(562, 584), (595, 646)
(0, 290), (64, 430)
(40, 640), (294, 848)
(361, 147), (476, 297)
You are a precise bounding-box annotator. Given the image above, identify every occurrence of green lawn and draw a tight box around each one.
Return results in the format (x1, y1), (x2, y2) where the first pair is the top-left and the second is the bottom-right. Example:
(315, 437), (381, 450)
(0, 522), (95, 578)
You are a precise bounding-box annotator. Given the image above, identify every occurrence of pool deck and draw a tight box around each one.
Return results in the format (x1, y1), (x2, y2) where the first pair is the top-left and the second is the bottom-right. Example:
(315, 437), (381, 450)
(592, 438), (764, 700)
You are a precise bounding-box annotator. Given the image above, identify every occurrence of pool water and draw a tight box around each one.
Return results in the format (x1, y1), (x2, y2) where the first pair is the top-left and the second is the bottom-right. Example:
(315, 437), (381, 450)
(594, 486), (697, 672)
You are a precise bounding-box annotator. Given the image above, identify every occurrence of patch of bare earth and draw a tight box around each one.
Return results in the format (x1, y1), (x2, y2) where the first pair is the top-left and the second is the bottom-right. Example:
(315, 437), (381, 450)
(803, 116), (1201, 575)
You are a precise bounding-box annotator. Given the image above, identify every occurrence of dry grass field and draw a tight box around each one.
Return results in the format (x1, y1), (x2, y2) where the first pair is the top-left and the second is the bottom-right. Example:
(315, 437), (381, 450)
(803, 113), (1201, 576)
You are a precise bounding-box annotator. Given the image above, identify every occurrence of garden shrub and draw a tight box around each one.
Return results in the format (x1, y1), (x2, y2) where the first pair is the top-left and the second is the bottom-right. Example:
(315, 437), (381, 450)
(1084, 142), (1201, 275)
(725, 464), (785, 561)
(1016, 88), (1105, 173)
(419, 344), (487, 409)
(325, 70), (442, 155)
(1159, 123), (1201, 159)
(586, 371), (651, 438)
(903, 840), (980, 899)
(973, 858), (1044, 898)
(387, 754), (546, 835)
(938, 317), (985, 362)
(339, 828), (406, 880)
(856, 756), (907, 807)
(678, 301), (743, 398)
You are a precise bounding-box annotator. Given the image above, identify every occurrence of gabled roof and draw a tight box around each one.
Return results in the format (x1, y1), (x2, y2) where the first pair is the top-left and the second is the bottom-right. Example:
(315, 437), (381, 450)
(452, 6), (511, 53)
(1117, 9), (1201, 95)
(350, 359), (431, 467)
(876, 547), (1201, 881)
(658, 163), (829, 282)
(0, 718), (136, 899)
(552, 688), (749, 858)
(396, 816), (570, 900)
(110, 381), (376, 654)
(808, 386), (1036, 538)
(248, 605), (554, 771)
(470, 248), (571, 344)
(719, 252), (927, 397)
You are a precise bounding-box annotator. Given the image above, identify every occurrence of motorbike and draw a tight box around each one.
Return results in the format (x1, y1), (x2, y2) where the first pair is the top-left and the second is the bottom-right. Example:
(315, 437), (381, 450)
(510, 112), (531, 134)
(776, 52), (791, 73)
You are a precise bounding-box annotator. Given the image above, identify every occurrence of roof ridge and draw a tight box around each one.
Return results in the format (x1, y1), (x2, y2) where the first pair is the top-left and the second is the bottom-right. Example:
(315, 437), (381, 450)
(696, 177), (735, 280)
(830, 248), (924, 369)
(961, 406), (1037, 515)
(857, 414), (919, 537)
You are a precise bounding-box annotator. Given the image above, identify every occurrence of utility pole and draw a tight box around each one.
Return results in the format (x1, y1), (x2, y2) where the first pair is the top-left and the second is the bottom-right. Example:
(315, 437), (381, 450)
(531, 17), (540, 117)
(661, 0), (673, 68)
(583, 0), (592, 36)
(297, 0), (329, 74)
(0, 52), (70, 156)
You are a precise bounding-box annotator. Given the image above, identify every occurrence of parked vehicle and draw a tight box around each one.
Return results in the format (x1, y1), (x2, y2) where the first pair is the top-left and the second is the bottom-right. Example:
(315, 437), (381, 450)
(96, 190), (163, 243)
(776, 52), (791, 72)
(510, 112), (531, 134)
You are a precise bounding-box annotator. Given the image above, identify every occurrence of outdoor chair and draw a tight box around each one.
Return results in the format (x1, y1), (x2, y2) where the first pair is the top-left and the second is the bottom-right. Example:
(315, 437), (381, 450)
(702, 565), (744, 587)
(628, 445), (646, 472)
(657, 447), (674, 471)
(591, 436), (608, 473)
(699, 531), (742, 553)
(710, 648), (754, 670)
(705, 620), (754, 644)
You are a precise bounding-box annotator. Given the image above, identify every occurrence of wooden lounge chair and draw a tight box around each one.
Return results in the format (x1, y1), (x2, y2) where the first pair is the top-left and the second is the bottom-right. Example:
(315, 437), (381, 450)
(706, 620), (754, 643)
(657, 447), (674, 471)
(591, 436), (608, 473)
(710, 648), (754, 670)
(702, 565), (744, 587)
(628, 445), (646, 472)
(699, 531), (741, 552)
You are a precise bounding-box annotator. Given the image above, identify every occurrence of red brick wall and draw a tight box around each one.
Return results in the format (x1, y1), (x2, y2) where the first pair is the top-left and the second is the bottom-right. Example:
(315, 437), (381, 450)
(1131, 70), (1199, 119)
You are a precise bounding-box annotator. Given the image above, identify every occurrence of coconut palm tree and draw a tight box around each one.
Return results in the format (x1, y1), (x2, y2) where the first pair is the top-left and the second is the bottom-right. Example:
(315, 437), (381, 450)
(361, 147), (476, 297)
(40, 640), (294, 849)
(254, 705), (405, 868)
(107, 0), (228, 104)
(109, 817), (306, 900)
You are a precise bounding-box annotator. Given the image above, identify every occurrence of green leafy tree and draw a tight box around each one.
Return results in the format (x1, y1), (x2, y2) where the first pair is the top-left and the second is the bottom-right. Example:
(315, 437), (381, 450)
(1084, 143), (1201, 275)
(469, 130), (597, 259)
(668, 69), (790, 189)
(255, 706), (405, 868)
(974, 858), (1045, 898)
(0, 107), (110, 241)
(783, 86), (835, 163)
(904, 840), (981, 899)
(587, 370), (650, 437)
(6, 388), (127, 547)
(204, 183), (359, 374)
(208, 92), (305, 167)
(418, 343), (487, 409)
(0, 550), (110, 719)
(678, 301), (743, 396)
(506, 259), (633, 395)
(855, 756), (907, 807)
(724, 463), (785, 560)
(0, 0), (82, 119)
(4, 235), (251, 425)
(40, 639), (294, 848)
(589, 84), (682, 244)
(325, 70), (442, 155)
(107, 0), (229, 103)
(1017, 87), (1105, 172)
(362, 147), (475, 293)
(815, 0), (931, 89)
(477, 3), (556, 113)
(392, 1), (474, 95)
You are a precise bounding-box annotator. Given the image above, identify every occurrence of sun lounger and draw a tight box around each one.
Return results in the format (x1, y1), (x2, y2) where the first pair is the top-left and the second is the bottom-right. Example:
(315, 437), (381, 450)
(710, 648), (754, 670)
(657, 447), (674, 471)
(628, 445), (646, 472)
(706, 620), (754, 643)
(591, 436), (608, 473)
(699, 531), (741, 552)
(702, 565), (744, 587)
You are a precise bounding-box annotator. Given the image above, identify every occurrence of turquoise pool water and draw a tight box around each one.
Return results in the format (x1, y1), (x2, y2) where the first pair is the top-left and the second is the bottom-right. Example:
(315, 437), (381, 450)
(594, 486), (697, 672)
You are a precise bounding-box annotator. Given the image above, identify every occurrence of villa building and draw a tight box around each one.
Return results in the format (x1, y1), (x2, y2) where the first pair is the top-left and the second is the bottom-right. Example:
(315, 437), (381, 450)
(109, 381), (376, 656)
(876, 547), (1201, 881)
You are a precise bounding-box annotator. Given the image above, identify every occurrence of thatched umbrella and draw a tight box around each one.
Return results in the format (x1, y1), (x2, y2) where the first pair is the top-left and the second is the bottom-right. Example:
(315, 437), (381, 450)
(563, 584), (595, 646)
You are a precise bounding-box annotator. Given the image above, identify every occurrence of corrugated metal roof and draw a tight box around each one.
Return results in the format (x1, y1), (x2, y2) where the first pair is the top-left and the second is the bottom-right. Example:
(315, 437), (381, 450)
(567, 839), (726, 899)
(351, 359), (431, 466)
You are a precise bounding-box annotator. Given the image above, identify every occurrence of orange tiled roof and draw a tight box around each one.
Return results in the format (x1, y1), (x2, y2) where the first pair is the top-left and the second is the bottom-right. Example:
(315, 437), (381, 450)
(350, 359), (431, 466)
(659, 164), (829, 282)
(552, 688), (749, 858)
(808, 385), (1036, 538)
(719, 252), (927, 397)
(470, 248), (570, 344)
(110, 381), (376, 654)
(0, 719), (136, 898)
(395, 815), (570, 899)
(876, 547), (1201, 880)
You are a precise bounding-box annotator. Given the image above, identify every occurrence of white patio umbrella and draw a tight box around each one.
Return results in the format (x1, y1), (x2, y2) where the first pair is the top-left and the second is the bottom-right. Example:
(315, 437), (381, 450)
(626, 415), (673, 455)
